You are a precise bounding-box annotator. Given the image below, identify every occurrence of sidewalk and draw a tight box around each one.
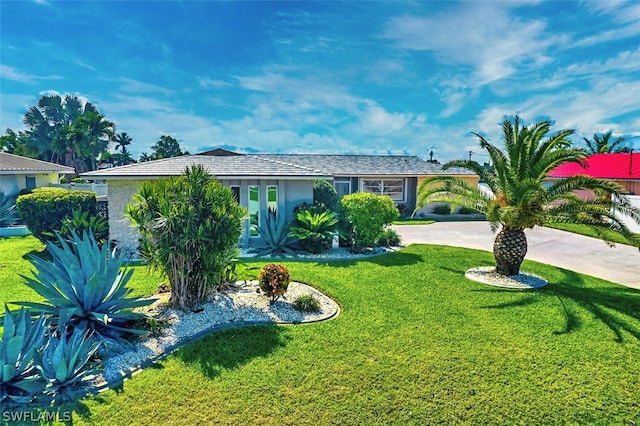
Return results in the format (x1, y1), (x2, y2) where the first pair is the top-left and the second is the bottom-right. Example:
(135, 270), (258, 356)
(392, 222), (640, 289)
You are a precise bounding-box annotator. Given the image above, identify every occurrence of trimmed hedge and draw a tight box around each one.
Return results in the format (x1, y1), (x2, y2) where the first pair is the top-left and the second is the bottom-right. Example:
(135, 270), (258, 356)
(340, 192), (398, 249)
(16, 188), (97, 243)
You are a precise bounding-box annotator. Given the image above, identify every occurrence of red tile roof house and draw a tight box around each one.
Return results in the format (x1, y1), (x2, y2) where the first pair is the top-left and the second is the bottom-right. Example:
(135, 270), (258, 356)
(81, 148), (476, 252)
(547, 152), (640, 233)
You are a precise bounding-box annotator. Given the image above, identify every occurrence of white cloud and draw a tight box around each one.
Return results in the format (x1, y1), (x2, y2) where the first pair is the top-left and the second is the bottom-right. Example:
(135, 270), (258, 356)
(0, 65), (62, 84)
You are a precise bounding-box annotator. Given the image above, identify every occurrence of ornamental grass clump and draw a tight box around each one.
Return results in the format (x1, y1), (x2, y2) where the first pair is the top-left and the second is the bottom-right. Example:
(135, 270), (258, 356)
(258, 263), (290, 302)
(292, 294), (321, 313)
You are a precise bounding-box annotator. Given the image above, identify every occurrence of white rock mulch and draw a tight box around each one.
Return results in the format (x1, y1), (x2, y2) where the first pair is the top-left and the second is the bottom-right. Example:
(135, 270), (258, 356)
(92, 280), (339, 391)
(465, 266), (548, 289)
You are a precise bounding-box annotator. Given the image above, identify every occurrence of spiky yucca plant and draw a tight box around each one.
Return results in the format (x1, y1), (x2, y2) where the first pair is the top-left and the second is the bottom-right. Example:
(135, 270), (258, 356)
(0, 306), (47, 404)
(16, 230), (153, 340)
(415, 116), (640, 276)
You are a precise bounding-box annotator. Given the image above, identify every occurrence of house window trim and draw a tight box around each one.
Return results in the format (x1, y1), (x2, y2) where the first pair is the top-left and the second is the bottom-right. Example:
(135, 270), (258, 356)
(25, 176), (37, 191)
(360, 177), (406, 202)
(248, 185), (260, 237)
(333, 177), (351, 198)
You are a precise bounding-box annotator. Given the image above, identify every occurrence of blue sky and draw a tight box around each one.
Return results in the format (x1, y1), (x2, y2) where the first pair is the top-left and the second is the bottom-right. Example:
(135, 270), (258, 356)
(1, 1), (639, 162)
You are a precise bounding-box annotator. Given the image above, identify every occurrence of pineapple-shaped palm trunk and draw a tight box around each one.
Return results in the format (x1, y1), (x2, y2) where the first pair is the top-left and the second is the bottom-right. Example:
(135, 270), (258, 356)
(493, 228), (528, 276)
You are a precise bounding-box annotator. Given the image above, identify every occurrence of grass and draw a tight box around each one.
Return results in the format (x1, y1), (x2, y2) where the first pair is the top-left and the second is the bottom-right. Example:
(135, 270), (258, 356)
(547, 222), (640, 247)
(2, 236), (640, 424)
(392, 218), (435, 225)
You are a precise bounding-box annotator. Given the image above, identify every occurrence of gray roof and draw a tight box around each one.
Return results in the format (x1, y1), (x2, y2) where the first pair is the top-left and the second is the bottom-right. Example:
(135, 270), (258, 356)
(81, 151), (476, 180)
(255, 154), (474, 176)
(81, 154), (331, 180)
(0, 152), (75, 175)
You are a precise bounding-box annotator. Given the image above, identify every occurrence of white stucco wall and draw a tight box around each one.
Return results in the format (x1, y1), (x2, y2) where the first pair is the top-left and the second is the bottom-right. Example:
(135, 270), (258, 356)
(617, 195), (640, 233)
(107, 180), (143, 253)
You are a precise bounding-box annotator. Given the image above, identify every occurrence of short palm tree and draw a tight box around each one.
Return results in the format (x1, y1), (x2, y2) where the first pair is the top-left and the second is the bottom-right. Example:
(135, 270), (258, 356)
(415, 116), (640, 276)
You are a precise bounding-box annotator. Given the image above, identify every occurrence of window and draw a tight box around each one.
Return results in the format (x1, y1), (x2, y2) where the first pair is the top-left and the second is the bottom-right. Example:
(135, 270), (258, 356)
(230, 186), (240, 203)
(362, 179), (404, 201)
(267, 185), (277, 212)
(248, 186), (259, 236)
(334, 179), (351, 198)
(25, 176), (36, 190)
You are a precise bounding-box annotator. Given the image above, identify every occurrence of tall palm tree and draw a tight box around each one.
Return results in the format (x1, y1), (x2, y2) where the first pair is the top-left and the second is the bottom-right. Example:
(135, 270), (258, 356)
(584, 131), (630, 154)
(415, 116), (640, 276)
(22, 94), (100, 165)
(114, 132), (132, 153)
(71, 112), (115, 171)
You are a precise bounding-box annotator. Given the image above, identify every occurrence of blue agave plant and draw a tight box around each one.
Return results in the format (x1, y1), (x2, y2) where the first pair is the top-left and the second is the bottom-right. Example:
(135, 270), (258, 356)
(40, 329), (101, 403)
(16, 230), (154, 341)
(0, 306), (47, 404)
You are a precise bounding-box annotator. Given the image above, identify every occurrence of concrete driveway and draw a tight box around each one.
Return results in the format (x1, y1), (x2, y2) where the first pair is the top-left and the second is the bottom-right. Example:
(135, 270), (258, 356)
(392, 221), (640, 289)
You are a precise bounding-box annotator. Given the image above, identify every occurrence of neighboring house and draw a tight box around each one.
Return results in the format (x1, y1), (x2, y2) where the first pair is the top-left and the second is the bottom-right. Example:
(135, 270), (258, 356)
(548, 152), (640, 233)
(548, 152), (640, 195)
(81, 149), (478, 251)
(0, 152), (75, 197)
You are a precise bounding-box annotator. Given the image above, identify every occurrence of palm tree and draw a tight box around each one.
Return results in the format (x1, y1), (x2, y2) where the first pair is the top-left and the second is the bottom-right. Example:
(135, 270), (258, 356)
(72, 112), (115, 171)
(415, 116), (640, 276)
(22, 94), (100, 165)
(114, 132), (132, 153)
(584, 131), (630, 154)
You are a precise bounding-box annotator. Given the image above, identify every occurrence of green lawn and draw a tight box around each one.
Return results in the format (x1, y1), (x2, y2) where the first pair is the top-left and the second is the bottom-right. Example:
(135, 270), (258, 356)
(2, 236), (640, 424)
(393, 218), (435, 225)
(547, 223), (640, 247)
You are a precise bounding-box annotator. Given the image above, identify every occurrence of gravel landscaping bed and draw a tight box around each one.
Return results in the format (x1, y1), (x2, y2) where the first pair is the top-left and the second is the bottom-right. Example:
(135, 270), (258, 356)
(465, 266), (548, 289)
(92, 280), (339, 392)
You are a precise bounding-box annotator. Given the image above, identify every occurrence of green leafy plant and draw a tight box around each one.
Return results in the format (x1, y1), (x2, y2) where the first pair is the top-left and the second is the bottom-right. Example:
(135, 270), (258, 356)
(292, 294), (321, 313)
(125, 165), (246, 310)
(289, 209), (339, 254)
(258, 263), (291, 302)
(46, 208), (109, 247)
(432, 204), (452, 215)
(0, 306), (47, 404)
(377, 228), (401, 247)
(16, 230), (153, 341)
(40, 329), (100, 403)
(313, 180), (339, 212)
(340, 192), (399, 251)
(0, 190), (19, 227)
(16, 188), (97, 243)
(254, 208), (298, 256)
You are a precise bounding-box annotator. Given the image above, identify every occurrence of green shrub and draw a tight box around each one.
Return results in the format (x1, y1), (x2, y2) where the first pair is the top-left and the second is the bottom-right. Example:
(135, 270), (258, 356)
(313, 180), (339, 212)
(377, 228), (401, 247)
(17, 230), (153, 341)
(289, 209), (339, 254)
(340, 192), (399, 250)
(16, 188), (97, 243)
(48, 208), (109, 247)
(432, 204), (452, 215)
(0, 306), (47, 404)
(258, 263), (290, 302)
(292, 294), (321, 312)
(125, 165), (246, 310)
(458, 206), (476, 215)
(254, 208), (298, 256)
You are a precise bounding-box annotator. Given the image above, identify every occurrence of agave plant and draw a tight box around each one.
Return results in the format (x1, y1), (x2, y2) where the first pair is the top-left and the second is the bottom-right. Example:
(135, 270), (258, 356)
(16, 230), (154, 341)
(40, 329), (101, 403)
(289, 209), (339, 253)
(253, 208), (298, 256)
(0, 306), (47, 404)
(0, 190), (19, 227)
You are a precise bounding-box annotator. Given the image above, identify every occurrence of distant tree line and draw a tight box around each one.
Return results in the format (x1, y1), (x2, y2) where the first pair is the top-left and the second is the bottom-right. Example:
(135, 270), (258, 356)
(0, 94), (189, 174)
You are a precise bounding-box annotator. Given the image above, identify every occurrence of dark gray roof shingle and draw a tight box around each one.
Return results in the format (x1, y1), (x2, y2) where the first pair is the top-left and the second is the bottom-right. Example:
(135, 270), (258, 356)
(81, 152), (477, 179)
